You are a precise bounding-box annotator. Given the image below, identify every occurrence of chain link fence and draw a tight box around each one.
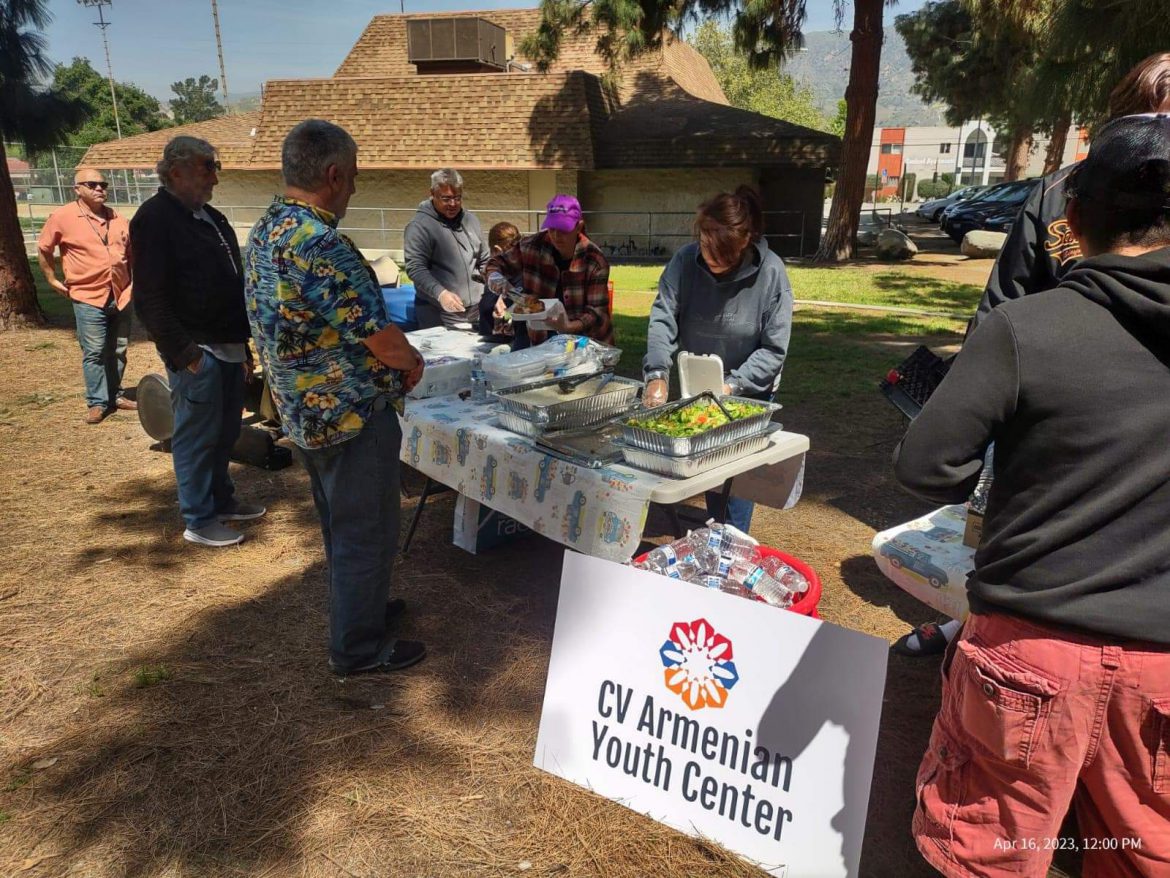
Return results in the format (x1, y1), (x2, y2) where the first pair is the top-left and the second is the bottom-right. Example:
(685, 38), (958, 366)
(11, 143), (807, 259)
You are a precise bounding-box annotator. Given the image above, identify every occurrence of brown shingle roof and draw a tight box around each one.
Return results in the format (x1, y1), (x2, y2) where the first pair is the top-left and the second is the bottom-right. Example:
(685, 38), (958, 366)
(248, 73), (596, 170)
(79, 113), (260, 169)
(596, 96), (839, 169)
(77, 11), (840, 173)
(335, 9), (727, 106)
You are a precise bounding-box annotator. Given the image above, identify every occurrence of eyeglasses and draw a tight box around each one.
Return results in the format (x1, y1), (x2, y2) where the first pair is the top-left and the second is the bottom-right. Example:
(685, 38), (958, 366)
(201, 160), (222, 173)
(78, 181), (108, 190)
(436, 194), (463, 204)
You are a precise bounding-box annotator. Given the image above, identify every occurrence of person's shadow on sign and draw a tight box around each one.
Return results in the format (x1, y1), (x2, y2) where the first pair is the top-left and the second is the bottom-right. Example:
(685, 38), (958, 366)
(756, 621), (888, 878)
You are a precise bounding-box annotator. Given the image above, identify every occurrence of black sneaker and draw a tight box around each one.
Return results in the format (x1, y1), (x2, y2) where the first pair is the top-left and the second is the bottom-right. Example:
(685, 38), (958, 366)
(331, 639), (426, 677)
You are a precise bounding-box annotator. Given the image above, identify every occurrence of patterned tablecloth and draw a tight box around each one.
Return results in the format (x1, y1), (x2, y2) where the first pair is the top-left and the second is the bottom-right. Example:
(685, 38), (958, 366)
(400, 395), (654, 561)
(871, 504), (974, 620)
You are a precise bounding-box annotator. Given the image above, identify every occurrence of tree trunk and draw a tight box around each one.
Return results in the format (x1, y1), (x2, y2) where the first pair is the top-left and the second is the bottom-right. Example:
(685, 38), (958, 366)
(1043, 113), (1071, 175)
(0, 140), (46, 329)
(1003, 125), (1033, 182)
(814, 0), (883, 263)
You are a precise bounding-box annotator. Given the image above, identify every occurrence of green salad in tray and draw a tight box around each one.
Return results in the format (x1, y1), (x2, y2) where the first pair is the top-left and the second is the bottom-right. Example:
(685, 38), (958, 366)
(629, 399), (765, 438)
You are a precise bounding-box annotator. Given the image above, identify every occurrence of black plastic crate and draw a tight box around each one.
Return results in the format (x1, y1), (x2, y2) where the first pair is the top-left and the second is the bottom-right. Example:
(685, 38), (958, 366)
(880, 346), (950, 419)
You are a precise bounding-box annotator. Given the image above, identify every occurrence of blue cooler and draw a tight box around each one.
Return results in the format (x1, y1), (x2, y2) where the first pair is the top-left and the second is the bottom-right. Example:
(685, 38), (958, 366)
(382, 283), (418, 331)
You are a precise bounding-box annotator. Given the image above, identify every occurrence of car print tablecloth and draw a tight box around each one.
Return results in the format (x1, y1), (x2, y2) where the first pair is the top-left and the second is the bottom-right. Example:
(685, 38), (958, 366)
(871, 504), (974, 620)
(400, 395), (654, 561)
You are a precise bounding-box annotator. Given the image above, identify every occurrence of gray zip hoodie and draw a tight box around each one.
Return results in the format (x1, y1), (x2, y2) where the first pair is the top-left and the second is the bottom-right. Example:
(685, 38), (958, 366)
(403, 199), (489, 315)
(643, 239), (793, 396)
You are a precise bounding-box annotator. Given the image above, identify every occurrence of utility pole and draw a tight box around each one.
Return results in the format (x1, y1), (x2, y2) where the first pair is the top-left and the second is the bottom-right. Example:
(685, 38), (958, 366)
(210, 0), (230, 111)
(78, 0), (121, 139)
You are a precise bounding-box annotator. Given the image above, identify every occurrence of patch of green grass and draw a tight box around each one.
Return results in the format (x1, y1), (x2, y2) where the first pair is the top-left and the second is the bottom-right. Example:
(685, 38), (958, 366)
(781, 309), (963, 413)
(24, 341), (56, 352)
(4, 771), (31, 793)
(76, 671), (106, 698)
(609, 262), (981, 314)
(0, 809), (11, 826)
(610, 286), (964, 414)
(132, 665), (172, 688)
(28, 258), (74, 325)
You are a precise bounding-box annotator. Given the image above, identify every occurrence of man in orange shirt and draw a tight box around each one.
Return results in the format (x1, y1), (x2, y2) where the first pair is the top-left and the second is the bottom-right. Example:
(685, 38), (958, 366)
(38, 167), (136, 424)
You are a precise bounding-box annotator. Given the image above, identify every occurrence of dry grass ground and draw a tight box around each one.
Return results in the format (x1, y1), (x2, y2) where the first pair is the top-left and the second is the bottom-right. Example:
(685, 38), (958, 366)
(0, 270), (1074, 877)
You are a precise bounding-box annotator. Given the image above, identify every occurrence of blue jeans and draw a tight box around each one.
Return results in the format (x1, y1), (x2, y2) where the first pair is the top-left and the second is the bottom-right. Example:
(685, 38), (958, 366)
(165, 351), (244, 530)
(705, 491), (755, 533)
(73, 298), (131, 409)
(295, 403), (402, 672)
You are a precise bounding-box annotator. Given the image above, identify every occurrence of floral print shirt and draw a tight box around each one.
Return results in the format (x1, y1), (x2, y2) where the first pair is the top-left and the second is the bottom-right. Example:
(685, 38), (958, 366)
(244, 197), (402, 449)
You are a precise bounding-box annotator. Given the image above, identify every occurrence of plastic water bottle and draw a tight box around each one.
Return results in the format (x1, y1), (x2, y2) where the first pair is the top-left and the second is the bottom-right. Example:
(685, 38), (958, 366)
(729, 558), (795, 608)
(757, 555), (810, 595)
(470, 356), (489, 402)
(690, 525), (755, 572)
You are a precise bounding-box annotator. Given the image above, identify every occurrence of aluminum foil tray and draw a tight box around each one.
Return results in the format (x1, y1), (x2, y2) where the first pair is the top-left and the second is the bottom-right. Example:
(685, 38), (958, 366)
(618, 393), (781, 457)
(619, 432), (771, 478)
(492, 373), (641, 429)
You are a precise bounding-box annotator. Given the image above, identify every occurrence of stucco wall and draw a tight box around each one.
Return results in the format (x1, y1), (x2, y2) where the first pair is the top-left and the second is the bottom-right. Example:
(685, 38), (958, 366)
(212, 169), (541, 254)
(577, 168), (756, 258)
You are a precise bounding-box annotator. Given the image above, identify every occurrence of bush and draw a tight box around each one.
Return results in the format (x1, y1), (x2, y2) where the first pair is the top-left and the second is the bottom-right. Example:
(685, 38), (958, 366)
(918, 179), (948, 199)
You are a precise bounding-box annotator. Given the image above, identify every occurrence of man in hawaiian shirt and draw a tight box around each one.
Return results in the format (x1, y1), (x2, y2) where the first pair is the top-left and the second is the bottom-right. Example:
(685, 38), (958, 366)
(244, 119), (426, 676)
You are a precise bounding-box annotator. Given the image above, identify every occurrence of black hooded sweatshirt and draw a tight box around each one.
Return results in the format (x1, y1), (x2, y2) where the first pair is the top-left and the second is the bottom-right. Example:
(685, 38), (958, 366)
(895, 245), (1170, 643)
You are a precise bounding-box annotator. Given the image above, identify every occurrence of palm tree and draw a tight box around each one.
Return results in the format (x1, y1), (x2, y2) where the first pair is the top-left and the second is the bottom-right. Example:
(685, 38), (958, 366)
(0, 0), (90, 328)
(525, 0), (888, 263)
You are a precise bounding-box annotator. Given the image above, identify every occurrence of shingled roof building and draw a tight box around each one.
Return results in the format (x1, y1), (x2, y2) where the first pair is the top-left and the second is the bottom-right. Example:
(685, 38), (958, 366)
(81, 8), (839, 258)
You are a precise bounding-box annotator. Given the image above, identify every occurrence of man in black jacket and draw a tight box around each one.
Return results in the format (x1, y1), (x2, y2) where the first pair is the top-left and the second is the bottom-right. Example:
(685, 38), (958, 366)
(971, 52), (1170, 332)
(132, 136), (265, 547)
(896, 52), (1170, 656)
(896, 115), (1170, 878)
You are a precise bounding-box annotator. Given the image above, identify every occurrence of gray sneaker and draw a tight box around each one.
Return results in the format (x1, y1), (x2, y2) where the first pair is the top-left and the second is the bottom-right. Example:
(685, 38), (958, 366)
(184, 523), (245, 547)
(218, 502), (267, 522)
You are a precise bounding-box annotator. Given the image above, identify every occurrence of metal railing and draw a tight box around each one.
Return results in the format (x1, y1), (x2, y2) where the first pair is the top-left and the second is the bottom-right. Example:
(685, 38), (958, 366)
(20, 197), (807, 259)
(217, 206), (809, 259)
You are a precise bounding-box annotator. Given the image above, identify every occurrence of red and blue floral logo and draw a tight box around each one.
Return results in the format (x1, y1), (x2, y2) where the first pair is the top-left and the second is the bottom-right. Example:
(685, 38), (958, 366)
(659, 618), (739, 710)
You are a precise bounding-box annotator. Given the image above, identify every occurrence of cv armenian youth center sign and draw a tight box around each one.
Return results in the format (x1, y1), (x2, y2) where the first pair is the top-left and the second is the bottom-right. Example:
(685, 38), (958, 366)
(535, 552), (889, 878)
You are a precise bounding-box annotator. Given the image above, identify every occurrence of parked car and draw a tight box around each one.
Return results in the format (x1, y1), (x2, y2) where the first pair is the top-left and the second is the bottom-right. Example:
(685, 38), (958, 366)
(942, 179), (1037, 243)
(915, 185), (987, 222)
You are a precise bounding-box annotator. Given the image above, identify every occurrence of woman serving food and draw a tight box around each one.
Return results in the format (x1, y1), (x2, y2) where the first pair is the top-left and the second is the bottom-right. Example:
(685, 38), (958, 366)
(485, 195), (612, 350)
(642, 185), (794, 532)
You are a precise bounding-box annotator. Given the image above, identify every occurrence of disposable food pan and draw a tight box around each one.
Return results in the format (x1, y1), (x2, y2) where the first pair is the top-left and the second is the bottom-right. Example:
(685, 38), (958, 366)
(618, 393), (782, 457)
(491, 373), (641, 429)
(619, 432), (771, 479)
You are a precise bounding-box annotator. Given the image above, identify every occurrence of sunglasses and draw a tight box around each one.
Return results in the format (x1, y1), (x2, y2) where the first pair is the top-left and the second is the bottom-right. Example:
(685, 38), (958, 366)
(200, 160), (222, 173)
(78, 181), (109, 190)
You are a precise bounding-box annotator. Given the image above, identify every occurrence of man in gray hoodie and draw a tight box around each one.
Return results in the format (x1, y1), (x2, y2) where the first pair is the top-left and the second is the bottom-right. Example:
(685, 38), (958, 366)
(403, 168), (490, 330)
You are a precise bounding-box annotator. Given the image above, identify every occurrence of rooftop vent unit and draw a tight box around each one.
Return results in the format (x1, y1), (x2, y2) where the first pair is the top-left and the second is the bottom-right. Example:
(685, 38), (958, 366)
(407, 17), (509, 73)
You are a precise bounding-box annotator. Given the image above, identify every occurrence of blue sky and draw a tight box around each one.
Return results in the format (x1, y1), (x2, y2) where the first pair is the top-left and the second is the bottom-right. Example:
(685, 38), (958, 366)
(43, 0), (926, 103)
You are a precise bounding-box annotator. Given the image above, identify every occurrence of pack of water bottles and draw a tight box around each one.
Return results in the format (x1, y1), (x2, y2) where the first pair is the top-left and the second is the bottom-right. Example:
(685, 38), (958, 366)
(633, 521), (811, 609)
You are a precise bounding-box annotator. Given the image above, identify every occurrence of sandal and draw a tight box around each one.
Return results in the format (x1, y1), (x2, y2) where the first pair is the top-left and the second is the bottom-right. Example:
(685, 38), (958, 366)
(892, 621), (950, 657)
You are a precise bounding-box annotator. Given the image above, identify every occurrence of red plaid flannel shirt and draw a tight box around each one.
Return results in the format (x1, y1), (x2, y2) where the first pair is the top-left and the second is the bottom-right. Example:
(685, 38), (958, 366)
(485, 231), (612, 344)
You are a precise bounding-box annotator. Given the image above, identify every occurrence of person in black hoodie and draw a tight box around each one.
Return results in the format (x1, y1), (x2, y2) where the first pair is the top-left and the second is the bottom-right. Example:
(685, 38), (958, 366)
(896, 52), (1170, 656)
(132, 136), (264, 548)
(896, 115), (1170, 878)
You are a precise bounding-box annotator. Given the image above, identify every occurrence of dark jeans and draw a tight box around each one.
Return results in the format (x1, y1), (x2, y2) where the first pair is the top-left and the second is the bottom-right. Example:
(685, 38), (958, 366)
(165, 351), (244, 530)
(705, 491), (756, 533)
(295, 403), (402, 672)
(73, 298), (131, 409)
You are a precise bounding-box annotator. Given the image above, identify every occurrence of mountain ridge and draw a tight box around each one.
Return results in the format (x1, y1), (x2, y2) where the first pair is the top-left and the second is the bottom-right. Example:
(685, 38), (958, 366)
(781, 25), (947, 128)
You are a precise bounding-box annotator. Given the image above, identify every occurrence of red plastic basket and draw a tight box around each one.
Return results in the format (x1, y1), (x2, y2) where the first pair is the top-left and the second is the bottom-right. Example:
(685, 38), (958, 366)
(633, 544), (822, 618)
(755, 545), (822, 618)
